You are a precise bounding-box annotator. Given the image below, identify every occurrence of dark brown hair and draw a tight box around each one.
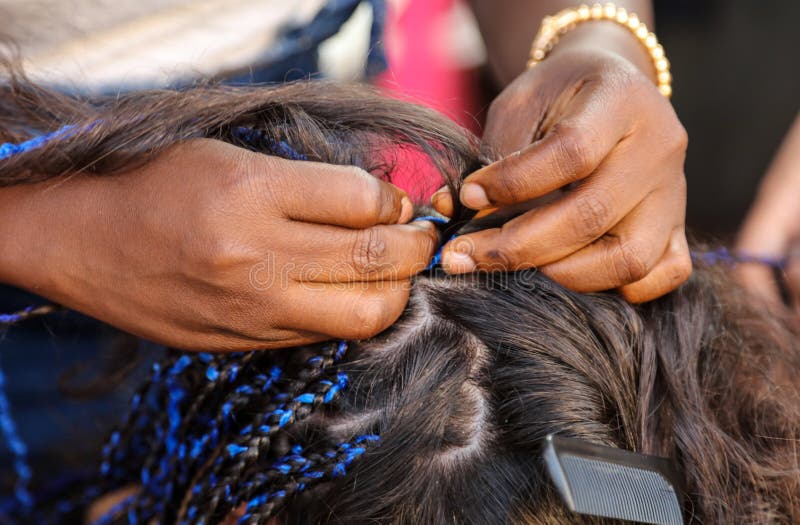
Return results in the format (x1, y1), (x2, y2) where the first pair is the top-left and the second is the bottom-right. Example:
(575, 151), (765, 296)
(2, 65), (800, 525)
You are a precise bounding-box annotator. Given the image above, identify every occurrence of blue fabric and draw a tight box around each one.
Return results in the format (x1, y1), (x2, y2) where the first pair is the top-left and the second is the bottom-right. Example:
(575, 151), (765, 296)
(222, 0), (387, 84)
(0, 0), (387, 502)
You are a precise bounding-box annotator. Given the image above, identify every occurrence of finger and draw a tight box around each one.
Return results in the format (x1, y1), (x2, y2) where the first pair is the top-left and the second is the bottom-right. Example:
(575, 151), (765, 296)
(733, 264), (783, 307)
(271, 160), (414, 227)
(87, 486), (140, 525)
(618, 229), (693, 303)
(431, 186), (454, 217)
(198, 329), (329, 352)
(281, 280), (412, 340)
(442, 171), (677, 272)
(461, 82), (632, 210)
(535, 208), (677, 293)
(279, 220), (437, 282)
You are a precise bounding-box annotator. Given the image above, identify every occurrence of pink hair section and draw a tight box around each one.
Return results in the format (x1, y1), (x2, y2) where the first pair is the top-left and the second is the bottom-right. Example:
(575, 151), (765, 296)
(377, 0), (479, 203)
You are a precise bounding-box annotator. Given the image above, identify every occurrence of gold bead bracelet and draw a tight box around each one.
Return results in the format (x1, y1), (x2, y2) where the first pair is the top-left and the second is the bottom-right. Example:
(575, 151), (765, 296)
(527, 3), (673, 98)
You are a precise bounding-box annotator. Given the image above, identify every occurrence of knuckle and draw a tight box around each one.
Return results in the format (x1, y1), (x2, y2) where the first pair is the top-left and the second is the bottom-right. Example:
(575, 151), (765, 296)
(573, 190), (612, 241)
(221, 145), (261, 189)
(611, 239), (652, 284)
(411, 228), (438, 269)
(672, 122), (689, 153)
(493, 155), (530, 200)
(550, 123), (593, 178)
(483, 230), (526, 271)
(351, 296), (394, 339)
(203, 237), (256, 276)
(224, 149), (284, 210)
(356, 173), (394, 223)
(350, 228), (388, 276)
(671, 244), (693, 285)
(486, 88), (515, 120)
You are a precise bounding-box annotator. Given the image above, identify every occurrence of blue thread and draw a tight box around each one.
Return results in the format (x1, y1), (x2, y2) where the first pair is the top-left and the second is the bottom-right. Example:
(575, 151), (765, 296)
(335, 340), (348, 361)
(413, 216), (454, 270)
(231, 127), (308, 161)
(0, 125), (78, 161)
(0, 309), (28, 324)
(413, 215), (448, 224)
(206, 366), (220, 381)
(294, 393), (315, 404)
(691, 247), (787, 269)
(227, 444), (248, 457)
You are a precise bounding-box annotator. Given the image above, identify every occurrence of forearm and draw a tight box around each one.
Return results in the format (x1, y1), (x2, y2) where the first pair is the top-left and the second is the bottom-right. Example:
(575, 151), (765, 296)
(762, 113), (800, 191)
(470, 0), (654, 86)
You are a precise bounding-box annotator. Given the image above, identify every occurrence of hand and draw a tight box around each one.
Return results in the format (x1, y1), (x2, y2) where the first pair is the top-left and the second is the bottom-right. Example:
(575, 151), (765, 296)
(0, 139), (437, 350)
(432, 44), (690, 303)
(736, 114), (800, 311)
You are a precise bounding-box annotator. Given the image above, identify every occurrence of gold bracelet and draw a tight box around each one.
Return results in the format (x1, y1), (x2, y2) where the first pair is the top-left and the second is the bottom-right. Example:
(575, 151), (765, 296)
(527, 3), (672, 98)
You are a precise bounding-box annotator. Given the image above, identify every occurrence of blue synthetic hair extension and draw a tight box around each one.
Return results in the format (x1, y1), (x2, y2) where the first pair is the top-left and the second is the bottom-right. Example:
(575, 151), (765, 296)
(0, 357), (32, 512)
(0, 125), (77, 161)
(0, 127), (77, 518)
(692, 247), (787, 269)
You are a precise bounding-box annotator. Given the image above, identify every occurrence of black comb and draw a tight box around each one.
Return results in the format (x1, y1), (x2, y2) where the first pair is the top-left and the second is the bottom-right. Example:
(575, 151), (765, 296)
(544, 434), (683, 525)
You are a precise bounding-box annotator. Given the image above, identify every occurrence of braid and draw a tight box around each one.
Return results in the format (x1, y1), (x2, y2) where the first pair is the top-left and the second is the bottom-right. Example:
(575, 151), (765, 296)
(126, 353), (278, 523)
(184, 342), (348, 521)
(75, 340), (364, 525)
(0, 304), (61, 521)
(0, 129), (82, 521)
(238, 434), (380, 525)
(0, 354), (32, 517)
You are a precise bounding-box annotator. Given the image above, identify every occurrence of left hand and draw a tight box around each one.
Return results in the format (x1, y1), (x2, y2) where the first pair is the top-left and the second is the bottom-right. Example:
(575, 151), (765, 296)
(736, 114), (800, 311)
(432, 46), (691, 303)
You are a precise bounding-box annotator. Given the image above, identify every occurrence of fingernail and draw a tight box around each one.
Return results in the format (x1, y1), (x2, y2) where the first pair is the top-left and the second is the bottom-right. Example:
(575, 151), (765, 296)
(461, 182), (490, 209)
(411, 220), (437, 233)
(398, 196), (414, 224)
(431, 189), (454, 217)
(442, 251), (476, 273)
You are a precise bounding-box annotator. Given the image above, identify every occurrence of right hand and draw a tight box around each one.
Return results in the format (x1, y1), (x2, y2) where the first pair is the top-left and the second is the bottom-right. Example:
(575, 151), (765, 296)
(0, 139), (437, 350)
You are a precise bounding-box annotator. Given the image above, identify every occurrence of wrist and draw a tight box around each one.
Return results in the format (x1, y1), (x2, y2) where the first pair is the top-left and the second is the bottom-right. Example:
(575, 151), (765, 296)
(0, 181), (67, 296)
(550, 20), (658, 84)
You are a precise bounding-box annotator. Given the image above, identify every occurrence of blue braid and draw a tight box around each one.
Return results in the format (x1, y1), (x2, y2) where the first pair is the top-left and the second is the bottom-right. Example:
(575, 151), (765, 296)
(0, 358), (32, 514)
(236, 434), (381, 525)
(177, 340), (353, 522)
(0, 127), (77, 516)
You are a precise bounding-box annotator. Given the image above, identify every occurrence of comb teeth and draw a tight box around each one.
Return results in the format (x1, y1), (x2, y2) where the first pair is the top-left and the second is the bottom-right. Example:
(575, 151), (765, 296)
(545, 435), (684, 525)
